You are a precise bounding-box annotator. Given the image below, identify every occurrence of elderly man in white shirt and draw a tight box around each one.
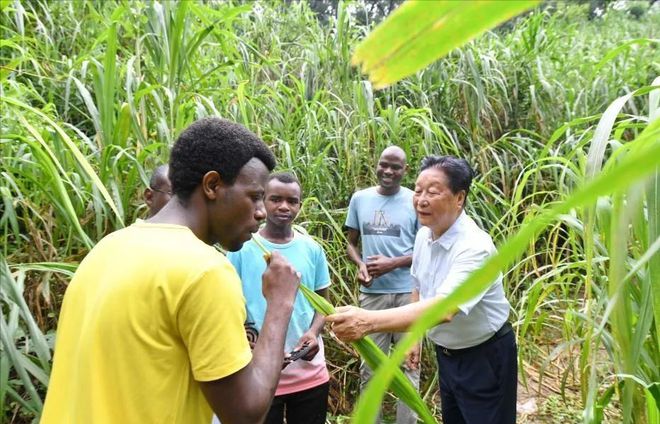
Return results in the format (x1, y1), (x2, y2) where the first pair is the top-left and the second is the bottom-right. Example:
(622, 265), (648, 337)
(327, 155), (517, 424)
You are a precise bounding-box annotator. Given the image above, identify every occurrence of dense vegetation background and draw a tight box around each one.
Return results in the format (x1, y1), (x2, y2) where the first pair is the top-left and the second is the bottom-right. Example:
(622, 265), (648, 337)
(1, 0), (658, 422)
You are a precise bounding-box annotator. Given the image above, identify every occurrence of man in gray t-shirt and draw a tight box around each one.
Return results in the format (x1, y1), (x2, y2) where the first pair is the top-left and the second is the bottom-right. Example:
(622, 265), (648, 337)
(345, 146), (419, 424)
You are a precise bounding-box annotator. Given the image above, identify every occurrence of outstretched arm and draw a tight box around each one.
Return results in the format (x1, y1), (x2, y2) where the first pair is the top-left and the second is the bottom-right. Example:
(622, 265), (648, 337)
(326, 296), (455, 342)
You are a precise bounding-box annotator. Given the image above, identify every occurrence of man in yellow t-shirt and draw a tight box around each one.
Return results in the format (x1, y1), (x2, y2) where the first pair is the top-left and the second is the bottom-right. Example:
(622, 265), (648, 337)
(41, 117), (301, 424)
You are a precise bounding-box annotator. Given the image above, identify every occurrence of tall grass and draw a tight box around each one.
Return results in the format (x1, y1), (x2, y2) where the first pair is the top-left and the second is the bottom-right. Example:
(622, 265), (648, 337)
(1, 0), (658, 422)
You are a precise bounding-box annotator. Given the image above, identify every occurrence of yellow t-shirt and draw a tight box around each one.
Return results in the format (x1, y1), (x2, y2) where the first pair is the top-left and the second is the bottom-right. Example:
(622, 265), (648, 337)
(41, 222), (252, 423)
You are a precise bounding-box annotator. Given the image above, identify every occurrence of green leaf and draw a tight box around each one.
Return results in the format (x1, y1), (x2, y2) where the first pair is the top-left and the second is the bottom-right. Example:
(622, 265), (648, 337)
(352, 0), (540, 89)
(594, 38), (659, 74)
(1, 96), (124, 225)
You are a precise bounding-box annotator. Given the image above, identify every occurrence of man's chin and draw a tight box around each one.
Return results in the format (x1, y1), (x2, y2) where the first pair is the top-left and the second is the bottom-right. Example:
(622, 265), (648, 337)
(379, 180), (399, 189)
(225, 240), (244, 252)
(221, 233), (251, 252)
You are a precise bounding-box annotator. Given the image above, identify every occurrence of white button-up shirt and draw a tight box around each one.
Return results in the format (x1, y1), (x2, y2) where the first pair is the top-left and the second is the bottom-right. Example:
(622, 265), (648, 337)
(411, 212), (510, 349)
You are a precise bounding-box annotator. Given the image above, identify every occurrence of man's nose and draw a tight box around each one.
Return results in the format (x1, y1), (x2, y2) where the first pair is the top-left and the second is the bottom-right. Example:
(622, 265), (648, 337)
(416, 193), (430, 204)
(255, 201), (266, 220)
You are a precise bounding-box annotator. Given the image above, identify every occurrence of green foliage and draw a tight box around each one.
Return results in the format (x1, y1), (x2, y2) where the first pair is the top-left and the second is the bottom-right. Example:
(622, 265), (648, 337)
(1, 0), (658, 422)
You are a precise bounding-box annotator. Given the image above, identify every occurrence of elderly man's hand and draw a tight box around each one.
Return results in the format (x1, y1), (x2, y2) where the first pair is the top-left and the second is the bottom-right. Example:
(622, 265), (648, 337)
(325, 306), (373, 342)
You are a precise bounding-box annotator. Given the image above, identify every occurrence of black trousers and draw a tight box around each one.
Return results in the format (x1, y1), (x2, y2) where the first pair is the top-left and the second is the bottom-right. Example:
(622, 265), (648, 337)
(435, 325), (518, 424)
(264, 382), (329, 424)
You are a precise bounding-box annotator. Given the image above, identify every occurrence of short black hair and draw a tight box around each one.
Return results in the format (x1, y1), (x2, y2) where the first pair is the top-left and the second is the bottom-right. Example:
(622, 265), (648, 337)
(169, 117), (276, 200)
(149, 164), (169, 189)
(268, 171), (300, 187)
(420, 155), (474, 200)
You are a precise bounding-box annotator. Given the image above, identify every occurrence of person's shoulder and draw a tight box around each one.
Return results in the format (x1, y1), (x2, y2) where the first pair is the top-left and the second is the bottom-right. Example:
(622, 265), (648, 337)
(293, 231), (324, 251)
(352, 186), (378, 199)
(399, 186), (415, 196)
(455, 215), (496, 253)
(397, 187), (416, 203)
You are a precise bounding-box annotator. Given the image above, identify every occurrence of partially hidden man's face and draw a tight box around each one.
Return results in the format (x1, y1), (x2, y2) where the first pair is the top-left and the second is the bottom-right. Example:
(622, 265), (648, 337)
(264, 179), (301, 229)
(145, 176), (172, 217)
(210, 158), (270, 252)
(376, 151), (406, 190)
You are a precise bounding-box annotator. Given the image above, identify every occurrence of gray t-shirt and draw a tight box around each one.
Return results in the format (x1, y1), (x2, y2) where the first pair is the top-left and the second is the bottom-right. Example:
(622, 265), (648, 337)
(411, 212), (510, 349)
(345, 187), (418, 293)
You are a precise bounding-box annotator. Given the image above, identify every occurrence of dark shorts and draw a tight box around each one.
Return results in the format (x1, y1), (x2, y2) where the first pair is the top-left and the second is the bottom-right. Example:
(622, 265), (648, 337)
(435, 323), (518, 424)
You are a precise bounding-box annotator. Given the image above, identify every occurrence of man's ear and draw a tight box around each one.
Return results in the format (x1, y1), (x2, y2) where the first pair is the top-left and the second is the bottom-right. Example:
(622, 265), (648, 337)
(144, 188), (153, 206)
(456, 190), (466, 209)
(201, 171), (225, 200)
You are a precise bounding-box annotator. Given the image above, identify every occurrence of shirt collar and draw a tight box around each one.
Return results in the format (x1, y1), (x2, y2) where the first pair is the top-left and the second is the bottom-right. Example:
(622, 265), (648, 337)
(426, 211), (466, 250)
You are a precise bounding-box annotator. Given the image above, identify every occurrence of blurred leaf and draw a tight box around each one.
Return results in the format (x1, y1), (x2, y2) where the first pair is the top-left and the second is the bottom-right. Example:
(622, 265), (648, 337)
(352, 0), (539, 89)
(594, 38), (659, 74)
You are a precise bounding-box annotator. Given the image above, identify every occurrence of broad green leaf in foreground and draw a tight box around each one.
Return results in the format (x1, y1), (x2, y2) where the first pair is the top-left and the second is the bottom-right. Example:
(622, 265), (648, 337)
(352, 0), (540, 89)
(250, 236), (437, 423)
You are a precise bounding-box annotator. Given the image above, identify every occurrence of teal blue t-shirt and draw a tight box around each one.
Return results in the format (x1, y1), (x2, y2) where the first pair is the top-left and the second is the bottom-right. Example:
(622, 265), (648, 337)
(227, 231), (331, 352)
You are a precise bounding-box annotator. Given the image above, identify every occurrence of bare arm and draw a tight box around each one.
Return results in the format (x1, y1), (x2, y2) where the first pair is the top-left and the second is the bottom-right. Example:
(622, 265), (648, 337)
(346, 228), (363, 266)
(199, 252), (299, 424)
(346, 228), (371, 286)
(326, 294), (455, 342)
(309, 288), (329, 336)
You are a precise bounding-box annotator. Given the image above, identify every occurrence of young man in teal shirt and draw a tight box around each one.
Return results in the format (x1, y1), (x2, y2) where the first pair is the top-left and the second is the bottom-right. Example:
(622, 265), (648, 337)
(228, 172), (331, 424)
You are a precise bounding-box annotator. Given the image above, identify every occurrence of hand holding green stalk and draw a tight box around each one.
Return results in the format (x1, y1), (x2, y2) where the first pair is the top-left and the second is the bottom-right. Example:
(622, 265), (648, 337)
(250, 234), (437, 424)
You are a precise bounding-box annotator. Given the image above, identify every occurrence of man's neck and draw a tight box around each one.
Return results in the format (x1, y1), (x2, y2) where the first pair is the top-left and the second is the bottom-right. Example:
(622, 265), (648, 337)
(377, 185), (401, 196)
(147, 196), (210, 243)
(260, 223), (294, 244)
(431, 210), (463, 240)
